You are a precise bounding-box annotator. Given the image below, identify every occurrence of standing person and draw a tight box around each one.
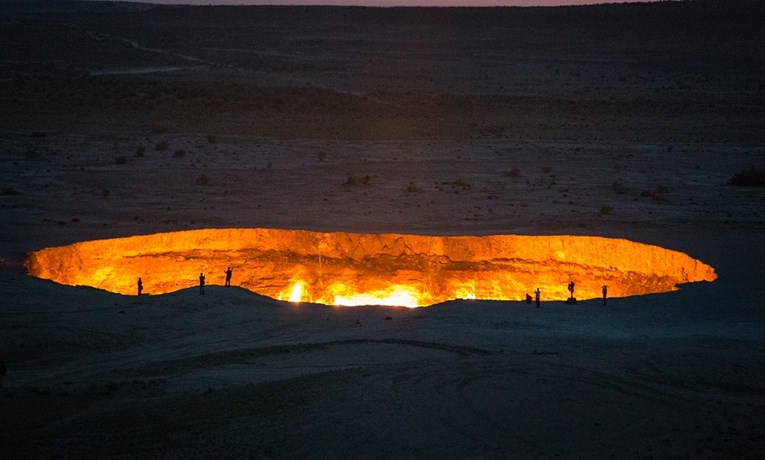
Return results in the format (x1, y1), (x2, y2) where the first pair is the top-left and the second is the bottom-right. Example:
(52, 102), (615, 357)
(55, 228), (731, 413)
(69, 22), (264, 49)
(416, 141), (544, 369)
(225, 267), (232, 287)
(199, 273), (205, 295)
(137, 277), (143, 296)
(534, 288), (541, 308)
(602, 285), (608, 305)
(568, 281), (575, 299)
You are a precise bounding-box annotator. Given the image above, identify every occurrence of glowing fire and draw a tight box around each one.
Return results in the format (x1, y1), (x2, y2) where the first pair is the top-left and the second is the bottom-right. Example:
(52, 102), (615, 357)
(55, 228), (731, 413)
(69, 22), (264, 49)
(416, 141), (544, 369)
(327, 283), (423, 308)
(25, 228), (717, 307)
(285, 280), (305, 303)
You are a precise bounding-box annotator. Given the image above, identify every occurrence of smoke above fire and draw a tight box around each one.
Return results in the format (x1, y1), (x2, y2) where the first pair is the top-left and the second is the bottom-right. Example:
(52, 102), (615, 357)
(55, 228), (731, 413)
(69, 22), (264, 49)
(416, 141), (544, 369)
(25, 228), (716, 307)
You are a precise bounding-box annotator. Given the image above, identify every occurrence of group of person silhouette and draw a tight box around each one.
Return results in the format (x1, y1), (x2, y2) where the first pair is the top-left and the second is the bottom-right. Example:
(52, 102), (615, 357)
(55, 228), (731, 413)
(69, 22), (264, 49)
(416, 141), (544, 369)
(137, 267), (233, 296)
(136, 272), (609, 305)
(526, 282), (608, 307)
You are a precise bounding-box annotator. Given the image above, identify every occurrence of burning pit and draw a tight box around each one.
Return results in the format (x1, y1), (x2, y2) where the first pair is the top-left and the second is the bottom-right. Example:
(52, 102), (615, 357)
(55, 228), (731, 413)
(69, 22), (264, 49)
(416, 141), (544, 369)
(25, 228), (717, 307)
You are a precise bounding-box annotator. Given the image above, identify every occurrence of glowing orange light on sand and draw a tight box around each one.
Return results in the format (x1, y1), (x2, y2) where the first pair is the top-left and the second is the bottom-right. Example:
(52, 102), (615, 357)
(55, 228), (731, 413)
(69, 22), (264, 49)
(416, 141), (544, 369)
(25, 228), (717, 307)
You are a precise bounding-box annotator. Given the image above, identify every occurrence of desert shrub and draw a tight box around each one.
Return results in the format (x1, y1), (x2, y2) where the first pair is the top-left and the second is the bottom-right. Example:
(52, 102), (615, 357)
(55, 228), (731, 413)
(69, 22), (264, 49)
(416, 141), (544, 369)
(611, 180), (626, 194)
(444, 179), (471, 190)
(173, 149), (186, 158)
(102, 188), (110, 197)
(729, 166), (765, 186)
(344, 175), (371, 186)
(406, 182), (420, 193)
(195, 174), (209, 185)
(31, 131), (46, 138)
(599, 205), (613, 215)
(541, 166), (552, 174)
(115, 156), (127, 165)
(155, 140), (168, 151)
(152, 126), (167, 134)
(135, 146), (145, 157)
(2, 187), (20, 195)
(206, 134), (217, 144)
(25, 145), (40, 159)
(504, 167), (521, 177)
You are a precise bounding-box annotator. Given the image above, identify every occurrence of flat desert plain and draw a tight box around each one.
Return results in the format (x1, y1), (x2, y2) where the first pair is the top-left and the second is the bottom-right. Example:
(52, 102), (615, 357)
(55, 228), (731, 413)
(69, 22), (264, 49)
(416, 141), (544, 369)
(1, 2), (765, 458)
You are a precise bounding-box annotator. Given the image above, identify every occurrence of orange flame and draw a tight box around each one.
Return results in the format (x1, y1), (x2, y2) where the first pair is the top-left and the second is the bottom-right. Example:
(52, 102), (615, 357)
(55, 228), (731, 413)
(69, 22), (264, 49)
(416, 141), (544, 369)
(281, 280), (306, 303)
(25, 228), (717, 307)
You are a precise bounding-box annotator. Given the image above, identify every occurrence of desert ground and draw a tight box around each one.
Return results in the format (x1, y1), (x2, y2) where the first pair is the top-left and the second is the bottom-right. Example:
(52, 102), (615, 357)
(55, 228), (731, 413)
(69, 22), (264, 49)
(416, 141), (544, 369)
(1, 1), (765, 458)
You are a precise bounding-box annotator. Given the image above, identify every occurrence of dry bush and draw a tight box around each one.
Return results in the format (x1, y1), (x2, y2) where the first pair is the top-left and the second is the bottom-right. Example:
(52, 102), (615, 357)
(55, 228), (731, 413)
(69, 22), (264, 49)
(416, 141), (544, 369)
(444, 179), (471, 190)
(25, 145), (40, 159)
(344, 175), (371, 186)
(155, 140), (169, 151)
(173, 149), (186, 158)
(195, 174), (209, 185)
(729, 167), (765, 186)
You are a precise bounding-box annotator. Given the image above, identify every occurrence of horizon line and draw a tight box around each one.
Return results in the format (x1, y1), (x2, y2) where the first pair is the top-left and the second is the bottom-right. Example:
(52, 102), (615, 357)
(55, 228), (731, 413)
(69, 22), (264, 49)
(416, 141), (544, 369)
(88, 0), (668, 8)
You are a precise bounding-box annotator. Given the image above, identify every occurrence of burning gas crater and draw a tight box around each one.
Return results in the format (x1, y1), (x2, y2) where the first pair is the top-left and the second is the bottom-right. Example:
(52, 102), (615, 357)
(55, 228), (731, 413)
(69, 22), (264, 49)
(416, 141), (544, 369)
(25, 229), (717, 308)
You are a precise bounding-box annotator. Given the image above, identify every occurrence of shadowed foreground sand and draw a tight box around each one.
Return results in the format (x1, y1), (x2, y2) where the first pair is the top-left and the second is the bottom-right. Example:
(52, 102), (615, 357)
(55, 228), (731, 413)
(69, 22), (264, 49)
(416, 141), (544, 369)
(2, 239), (765, 458)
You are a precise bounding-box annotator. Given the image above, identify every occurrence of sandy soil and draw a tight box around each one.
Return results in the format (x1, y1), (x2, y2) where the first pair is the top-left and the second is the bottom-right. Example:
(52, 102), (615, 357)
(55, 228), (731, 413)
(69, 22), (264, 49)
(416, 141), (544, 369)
(1, 2), (765, 458)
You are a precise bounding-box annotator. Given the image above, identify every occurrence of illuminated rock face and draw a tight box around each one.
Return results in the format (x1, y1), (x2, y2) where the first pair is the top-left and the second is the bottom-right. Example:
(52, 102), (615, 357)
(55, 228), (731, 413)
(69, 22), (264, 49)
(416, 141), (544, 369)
(25, 228), (717, 307)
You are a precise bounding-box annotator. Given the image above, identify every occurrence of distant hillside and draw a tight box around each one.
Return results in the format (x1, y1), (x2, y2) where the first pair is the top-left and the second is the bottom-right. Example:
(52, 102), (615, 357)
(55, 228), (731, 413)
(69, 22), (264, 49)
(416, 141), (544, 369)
(1, 0), (765, 17)
(0, 0), (153, 14)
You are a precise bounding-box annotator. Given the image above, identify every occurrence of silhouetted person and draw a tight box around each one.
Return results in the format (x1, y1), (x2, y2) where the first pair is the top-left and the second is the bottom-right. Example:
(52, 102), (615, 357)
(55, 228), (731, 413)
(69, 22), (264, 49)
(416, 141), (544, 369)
(225, 267), (232, 287)
(565, 281), (577, 304)
(526, 293), (532, 304)
(137, 277), (143, 296)
(0, 361), (6, 389)
(534, 288), (541, 308)
(199, 273), (205, 295)
(602, 285), (608, 305)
